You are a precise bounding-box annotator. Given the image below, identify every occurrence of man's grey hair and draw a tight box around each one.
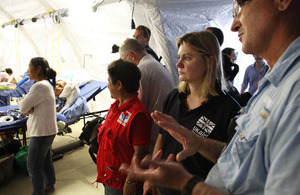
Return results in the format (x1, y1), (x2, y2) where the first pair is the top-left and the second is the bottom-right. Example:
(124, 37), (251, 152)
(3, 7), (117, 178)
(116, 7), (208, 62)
(119, 38), (146, 57)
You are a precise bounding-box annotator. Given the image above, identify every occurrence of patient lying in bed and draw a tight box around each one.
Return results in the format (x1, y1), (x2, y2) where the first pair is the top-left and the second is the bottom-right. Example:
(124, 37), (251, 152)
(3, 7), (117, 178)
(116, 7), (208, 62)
(54, 80), (88, 134)
(55, 80), (80, 112)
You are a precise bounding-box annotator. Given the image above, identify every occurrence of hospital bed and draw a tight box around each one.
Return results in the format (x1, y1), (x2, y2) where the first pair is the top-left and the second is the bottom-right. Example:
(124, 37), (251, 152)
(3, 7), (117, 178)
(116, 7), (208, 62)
(0, 78), (34, 106)
(0, 80), (107, 146)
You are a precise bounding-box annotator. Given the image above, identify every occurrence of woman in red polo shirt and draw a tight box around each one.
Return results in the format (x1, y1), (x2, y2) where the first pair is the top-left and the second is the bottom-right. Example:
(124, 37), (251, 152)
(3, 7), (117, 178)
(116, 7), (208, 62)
(96, 59), (152, 195)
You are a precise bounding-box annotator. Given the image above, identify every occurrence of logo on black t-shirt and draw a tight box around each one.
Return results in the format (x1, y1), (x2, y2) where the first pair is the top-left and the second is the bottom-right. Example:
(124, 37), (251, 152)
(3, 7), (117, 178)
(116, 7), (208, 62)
(192, 116), (215, 137)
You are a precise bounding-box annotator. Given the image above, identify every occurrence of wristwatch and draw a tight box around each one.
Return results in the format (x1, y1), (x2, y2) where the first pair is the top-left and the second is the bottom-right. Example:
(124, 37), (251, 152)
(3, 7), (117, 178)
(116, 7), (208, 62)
(182, 176), (203, 195)
(126, 178), (137, 185)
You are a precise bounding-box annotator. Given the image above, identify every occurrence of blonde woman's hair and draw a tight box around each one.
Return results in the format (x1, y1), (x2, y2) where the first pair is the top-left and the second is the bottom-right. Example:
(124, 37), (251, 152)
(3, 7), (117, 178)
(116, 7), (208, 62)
(176, 31), (226, 97)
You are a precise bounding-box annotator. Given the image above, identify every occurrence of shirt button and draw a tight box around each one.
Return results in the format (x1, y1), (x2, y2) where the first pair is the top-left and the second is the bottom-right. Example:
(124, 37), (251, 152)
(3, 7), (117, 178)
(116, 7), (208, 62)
(104, 174), (107, 177)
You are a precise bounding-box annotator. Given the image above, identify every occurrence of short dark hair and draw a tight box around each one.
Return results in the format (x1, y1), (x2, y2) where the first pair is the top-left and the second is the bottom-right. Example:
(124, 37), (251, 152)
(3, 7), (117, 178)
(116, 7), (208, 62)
(206, 27), (224, 46)
(222, 47), (235, 56)
(5, 68), (13, 74)
(107, 59), (141, 94)
(136, 25), (151, 38)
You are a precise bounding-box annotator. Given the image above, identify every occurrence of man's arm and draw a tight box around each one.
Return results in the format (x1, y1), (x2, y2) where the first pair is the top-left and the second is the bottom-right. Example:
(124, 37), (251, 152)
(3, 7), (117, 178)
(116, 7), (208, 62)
(264, 104), (300, 194)
(241, 68), (249, 94)
(240, 87), (246, 94)
(191, 182), (227, 195)
(120, 155), (227, 195)
(151, 111), (226, 163)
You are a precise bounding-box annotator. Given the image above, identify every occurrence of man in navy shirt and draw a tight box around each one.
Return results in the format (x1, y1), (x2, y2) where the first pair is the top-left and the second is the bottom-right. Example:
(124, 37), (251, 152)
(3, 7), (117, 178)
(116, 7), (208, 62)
(133, 25), (160, 61)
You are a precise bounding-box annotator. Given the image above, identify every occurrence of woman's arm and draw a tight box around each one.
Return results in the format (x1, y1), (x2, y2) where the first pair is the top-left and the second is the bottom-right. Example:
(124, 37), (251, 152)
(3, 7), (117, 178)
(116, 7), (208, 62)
(152, 134), (162, 157)
(19, 83), (44, 113)
(123, 145), (149, 195)
(123, 113), (151, 195)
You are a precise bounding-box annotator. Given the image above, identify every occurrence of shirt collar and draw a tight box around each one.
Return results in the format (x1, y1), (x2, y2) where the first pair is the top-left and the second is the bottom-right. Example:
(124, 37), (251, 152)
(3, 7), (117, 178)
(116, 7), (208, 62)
(139, 54), (150, 64)
(264, 36), (300, 87)
(113, 93), (139, 111)
(251, 62), (267, 68)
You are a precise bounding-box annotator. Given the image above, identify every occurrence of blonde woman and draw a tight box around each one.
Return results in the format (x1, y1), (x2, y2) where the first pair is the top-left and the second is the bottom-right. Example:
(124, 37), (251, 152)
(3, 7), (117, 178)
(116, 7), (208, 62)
(147, 31), (240, 195)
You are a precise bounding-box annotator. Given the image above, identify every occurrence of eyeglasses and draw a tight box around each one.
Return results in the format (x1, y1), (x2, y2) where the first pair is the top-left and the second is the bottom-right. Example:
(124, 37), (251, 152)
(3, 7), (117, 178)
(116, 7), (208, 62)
(123, 53), (129, 61)
(233, 0), (249, 18)
(133, 34), (144, 40)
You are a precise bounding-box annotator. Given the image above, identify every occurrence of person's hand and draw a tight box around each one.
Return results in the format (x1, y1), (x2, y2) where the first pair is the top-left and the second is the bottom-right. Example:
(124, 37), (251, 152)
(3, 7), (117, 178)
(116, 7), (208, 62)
(120, 151), (193, 191)
(21, 107), (34, 116)
(143, 181), (155, 195)
(151, 111), (199, 161)
(142, 151), (164, 195)
(26, 107), (34, 115)
(2, 78), (8, 82)
(10, 77), (17, 85)
(123, 181), (137, 195)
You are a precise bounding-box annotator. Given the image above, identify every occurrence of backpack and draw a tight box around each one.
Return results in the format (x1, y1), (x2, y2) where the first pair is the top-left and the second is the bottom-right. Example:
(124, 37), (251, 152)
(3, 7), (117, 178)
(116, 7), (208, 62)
(79, 116), (105, 164)
(0, 132), (22, 157)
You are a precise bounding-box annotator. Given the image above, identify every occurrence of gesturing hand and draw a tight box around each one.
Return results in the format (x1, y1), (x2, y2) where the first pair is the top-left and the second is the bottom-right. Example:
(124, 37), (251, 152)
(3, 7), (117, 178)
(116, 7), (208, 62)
(151, 111), (199, 161)
(119, 151), (193, 191)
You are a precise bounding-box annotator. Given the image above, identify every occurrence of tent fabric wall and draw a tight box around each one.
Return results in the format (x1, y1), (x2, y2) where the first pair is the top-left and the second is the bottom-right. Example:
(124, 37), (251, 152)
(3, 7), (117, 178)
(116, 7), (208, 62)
(132, 0), (254, 90)
(0, 0), (253, 111)
(0, 0), (234, 79)
(153, 0), (233, 80)
(128, 0), (234, 82)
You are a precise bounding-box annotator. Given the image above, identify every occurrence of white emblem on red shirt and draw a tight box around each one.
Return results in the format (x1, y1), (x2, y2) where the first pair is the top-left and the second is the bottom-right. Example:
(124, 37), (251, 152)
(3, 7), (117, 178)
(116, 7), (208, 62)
(117, 111), (132, 126)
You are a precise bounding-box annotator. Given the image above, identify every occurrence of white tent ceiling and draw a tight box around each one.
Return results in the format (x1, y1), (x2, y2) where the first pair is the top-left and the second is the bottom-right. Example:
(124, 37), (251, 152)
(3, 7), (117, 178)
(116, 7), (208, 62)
(0, 0), (254, 110)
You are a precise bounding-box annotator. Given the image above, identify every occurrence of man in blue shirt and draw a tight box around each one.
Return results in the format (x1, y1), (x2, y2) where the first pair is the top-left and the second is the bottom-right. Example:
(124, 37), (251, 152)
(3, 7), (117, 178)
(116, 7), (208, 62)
(241, 55), (269, 95)
(119, 0), (300, 194)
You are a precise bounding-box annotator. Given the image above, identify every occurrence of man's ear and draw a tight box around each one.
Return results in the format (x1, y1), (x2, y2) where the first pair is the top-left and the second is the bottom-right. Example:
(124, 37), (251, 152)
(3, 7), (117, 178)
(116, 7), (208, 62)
(128, 52), (136, 62)
(276, 0), (293, 11)
(127, 52), (133, 59)
(146, 37), (150, 44)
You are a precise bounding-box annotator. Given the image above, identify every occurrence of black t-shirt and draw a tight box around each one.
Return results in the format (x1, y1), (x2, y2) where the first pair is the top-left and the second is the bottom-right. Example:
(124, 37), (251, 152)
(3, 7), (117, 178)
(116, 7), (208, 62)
(159, 89), (240, 195)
